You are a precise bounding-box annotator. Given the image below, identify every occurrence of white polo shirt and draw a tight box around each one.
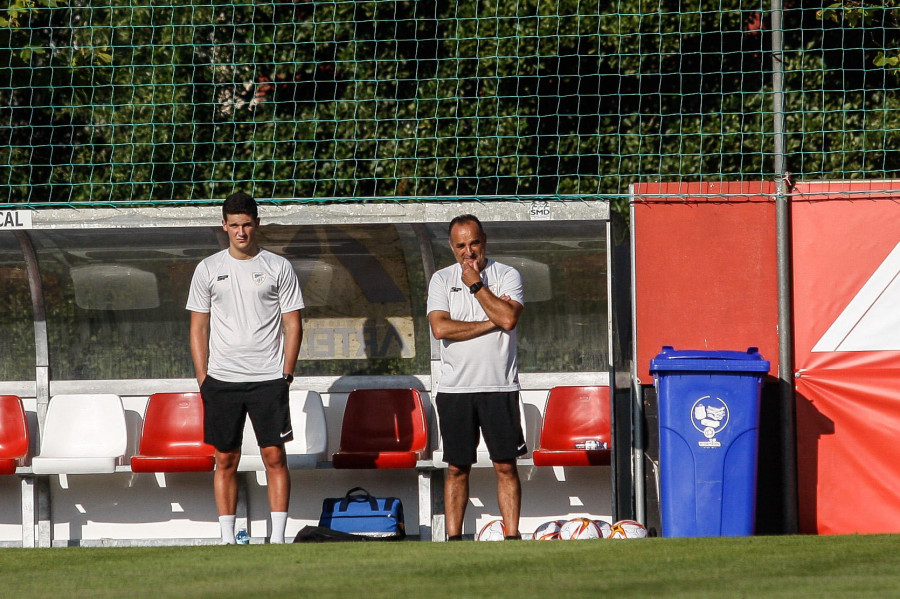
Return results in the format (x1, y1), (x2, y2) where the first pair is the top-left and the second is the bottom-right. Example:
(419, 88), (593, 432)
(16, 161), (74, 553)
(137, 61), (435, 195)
(427, 259), (524, 393)
(186, 248), (304, 382)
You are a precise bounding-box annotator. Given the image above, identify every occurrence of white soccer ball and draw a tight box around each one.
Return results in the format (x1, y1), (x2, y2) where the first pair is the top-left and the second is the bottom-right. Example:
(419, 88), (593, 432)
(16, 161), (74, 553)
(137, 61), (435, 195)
(608, 519), (649, 539)
(594, 520), (613, 539)
(558, 517), (602, 540)
(532, 520), (566, 540)
(476, 519), (506, 541)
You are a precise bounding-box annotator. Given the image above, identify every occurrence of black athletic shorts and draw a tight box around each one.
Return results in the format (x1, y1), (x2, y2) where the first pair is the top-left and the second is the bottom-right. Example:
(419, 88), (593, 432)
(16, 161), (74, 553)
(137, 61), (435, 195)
(436, 391), (527, 465)
(200, 375), (293, 452)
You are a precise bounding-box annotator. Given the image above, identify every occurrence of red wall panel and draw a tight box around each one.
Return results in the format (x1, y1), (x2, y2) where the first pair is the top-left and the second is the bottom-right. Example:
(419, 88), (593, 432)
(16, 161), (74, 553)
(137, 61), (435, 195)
(792, 180), (900, 534)
(632, 181), (779, 384)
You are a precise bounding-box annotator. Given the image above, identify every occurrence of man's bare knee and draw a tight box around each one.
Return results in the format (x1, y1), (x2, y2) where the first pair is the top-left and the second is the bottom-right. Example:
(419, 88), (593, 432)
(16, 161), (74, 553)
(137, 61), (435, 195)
(493, 460), (518, 478)
(215, 449), (241, 472)
(260, 445), (287, 471)
(448, 463), (472, 479)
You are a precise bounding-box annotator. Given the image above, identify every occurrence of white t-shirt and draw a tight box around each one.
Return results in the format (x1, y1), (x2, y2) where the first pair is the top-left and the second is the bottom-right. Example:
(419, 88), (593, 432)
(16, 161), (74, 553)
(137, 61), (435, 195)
(186, 248), (305, 382)
(426, 259), (524, 393)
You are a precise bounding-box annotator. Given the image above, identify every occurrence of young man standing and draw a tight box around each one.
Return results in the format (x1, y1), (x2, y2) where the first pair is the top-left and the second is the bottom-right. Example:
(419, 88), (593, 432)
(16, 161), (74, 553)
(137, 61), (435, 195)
(427, 214), (526, 540)
(187, 192), (304, 544)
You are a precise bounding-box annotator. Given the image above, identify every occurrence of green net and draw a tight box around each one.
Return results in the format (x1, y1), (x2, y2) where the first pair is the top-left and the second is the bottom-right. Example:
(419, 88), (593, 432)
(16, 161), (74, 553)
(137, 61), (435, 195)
(1, 0), (899, 209)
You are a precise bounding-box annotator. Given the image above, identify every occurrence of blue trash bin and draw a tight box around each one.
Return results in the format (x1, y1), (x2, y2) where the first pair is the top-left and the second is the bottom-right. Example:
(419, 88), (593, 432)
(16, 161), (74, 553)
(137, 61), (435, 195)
(650, 346), (770, 537)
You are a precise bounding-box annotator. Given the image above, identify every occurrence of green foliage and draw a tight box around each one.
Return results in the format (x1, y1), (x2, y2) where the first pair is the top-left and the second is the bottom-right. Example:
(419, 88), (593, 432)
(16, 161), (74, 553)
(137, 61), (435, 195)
(0, 0), (899, 210)
(0, 0), (110, 65)
(818, 1), (881, 28)
(0, 0), (60, 29)
(817, 0), (900, 69)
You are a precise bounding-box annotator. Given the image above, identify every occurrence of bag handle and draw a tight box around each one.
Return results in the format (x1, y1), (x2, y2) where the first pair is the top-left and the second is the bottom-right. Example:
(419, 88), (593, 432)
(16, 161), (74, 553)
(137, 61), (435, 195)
(340, 486), (378, 512)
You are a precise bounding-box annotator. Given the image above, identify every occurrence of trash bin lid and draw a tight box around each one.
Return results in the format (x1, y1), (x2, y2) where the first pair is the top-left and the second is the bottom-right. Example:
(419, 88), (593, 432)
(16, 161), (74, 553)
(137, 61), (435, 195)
(649, 346), (771, 373)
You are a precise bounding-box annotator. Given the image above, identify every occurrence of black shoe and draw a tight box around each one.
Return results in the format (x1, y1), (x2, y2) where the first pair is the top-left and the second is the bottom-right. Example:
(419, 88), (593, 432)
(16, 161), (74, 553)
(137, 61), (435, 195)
(447, 534), (464, 541)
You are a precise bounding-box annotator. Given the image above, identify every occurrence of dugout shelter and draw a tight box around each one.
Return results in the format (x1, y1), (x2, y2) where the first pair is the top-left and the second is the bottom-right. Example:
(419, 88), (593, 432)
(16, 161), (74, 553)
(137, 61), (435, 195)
(0, 198), (630, 547)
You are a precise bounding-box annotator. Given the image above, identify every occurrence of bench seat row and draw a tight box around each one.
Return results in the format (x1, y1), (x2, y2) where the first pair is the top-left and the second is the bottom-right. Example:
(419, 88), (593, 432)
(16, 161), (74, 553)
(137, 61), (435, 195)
(0, 386), (611, 477)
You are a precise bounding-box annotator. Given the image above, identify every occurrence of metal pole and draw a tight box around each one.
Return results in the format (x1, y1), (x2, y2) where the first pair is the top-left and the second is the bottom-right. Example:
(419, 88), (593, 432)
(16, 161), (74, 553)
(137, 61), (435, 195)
(14, 230), (52, 548)
(771, 0), (799, 534)
(628, 197), (645, 526)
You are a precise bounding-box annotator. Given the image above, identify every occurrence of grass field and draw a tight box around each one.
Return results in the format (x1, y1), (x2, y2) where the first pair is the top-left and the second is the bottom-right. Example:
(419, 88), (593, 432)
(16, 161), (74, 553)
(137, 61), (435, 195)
(3, 534), (900, 598)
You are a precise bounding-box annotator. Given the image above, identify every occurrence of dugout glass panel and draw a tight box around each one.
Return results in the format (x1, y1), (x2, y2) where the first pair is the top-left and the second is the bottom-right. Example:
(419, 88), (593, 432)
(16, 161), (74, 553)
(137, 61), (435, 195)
(30, 228), (218, 380)
(256, 224), (428, 377)
(0, 232), (35, 381)
(21, 217), (603, 381)
(28, 223), (428, 380)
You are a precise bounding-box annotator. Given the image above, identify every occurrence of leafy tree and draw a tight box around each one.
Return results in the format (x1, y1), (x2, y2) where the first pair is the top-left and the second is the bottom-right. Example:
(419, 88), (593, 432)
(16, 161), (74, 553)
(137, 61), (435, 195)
(1, 0), (899, 213)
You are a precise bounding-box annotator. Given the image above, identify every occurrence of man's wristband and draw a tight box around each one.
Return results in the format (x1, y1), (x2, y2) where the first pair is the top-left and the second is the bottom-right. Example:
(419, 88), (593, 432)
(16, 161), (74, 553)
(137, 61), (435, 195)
(282, 373), (294, 384)
(469, 281), (485, 294)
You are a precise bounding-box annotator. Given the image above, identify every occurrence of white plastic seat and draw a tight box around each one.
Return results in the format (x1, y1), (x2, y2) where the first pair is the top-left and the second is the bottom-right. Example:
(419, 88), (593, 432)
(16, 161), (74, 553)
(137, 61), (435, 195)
(32, 394), (127, 475)
(432, 397), (528, 468)
(237, 390), (327, 471)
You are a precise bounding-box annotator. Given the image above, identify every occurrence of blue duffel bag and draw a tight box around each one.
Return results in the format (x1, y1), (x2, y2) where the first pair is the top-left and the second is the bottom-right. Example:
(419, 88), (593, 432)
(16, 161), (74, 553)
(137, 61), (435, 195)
(318, 487), (405, 539)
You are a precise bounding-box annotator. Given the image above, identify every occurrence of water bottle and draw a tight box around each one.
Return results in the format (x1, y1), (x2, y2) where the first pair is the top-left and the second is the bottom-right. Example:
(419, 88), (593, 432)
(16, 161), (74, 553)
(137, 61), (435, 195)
(575, 440), (608, 450)
(235, 529), (250, 545)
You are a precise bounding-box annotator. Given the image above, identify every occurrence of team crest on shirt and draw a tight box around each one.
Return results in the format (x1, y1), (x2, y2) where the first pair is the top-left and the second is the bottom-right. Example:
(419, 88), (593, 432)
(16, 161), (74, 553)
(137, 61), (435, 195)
(252, 272), (266, 285)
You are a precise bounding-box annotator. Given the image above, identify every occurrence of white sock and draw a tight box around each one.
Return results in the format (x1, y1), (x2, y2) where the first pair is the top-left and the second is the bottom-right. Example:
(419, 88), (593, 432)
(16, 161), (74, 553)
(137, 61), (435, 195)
(270, 511), (288, 544)
(219, 515), (236, 545)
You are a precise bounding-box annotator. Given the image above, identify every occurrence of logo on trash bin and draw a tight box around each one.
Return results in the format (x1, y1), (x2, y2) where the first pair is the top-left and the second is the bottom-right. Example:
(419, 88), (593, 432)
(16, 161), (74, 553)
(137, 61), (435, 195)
(691, 396), (729, 448)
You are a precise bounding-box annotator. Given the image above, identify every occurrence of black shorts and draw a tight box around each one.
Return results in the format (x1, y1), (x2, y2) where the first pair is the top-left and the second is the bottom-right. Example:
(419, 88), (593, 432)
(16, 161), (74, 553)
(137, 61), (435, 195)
(436, 391), (526, 465)
(200, 376), (293, 452)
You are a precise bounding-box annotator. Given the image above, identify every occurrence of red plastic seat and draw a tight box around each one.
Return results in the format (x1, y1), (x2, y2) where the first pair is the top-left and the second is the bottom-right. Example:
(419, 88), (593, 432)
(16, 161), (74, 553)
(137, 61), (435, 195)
(0, 395), (28, 475)
(532, 386), (612, 467)
(131, 393), (215, 473)
(332, 389), (428, 469)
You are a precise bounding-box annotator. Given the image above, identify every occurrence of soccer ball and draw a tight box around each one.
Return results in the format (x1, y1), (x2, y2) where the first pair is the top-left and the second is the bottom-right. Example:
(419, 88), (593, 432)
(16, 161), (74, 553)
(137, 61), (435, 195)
(608, 519), (649, 539)
(594, 520), (613, 539)
(532, 520), (566, 540)
(476, 519), (506, 541)
(558, 517), (603, 540)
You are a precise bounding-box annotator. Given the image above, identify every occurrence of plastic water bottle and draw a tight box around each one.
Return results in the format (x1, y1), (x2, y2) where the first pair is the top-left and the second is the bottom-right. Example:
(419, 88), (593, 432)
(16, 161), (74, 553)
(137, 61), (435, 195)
(575, 440), (609, 450)
(235, 529), (250, 545)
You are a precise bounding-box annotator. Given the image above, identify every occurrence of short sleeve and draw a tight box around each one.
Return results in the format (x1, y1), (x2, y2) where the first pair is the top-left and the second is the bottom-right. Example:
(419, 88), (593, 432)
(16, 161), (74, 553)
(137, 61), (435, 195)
(185, 261), (211, 313)
(426, 270), (450, 314)
(278, 260), (305, 312)
(499, 266), (525, 306)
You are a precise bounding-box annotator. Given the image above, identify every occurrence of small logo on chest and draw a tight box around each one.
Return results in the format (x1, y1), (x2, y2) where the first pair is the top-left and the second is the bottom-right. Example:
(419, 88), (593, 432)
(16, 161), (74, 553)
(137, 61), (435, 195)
(252, 272), (267, 285)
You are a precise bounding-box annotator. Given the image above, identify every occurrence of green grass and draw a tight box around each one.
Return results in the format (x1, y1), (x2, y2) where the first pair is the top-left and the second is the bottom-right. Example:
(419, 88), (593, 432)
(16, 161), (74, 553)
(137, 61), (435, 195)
(3, 535), (900, 598)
